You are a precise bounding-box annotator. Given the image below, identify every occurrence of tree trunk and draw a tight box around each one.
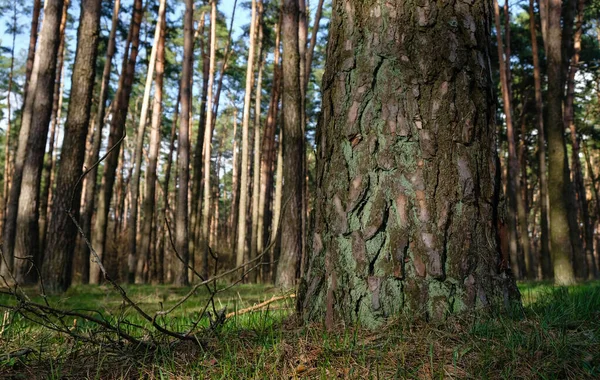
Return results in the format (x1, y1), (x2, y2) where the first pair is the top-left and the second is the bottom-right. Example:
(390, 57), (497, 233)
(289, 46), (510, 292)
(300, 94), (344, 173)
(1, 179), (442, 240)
(39, 0), (69, 254)
(564, 0), (593, 279)
(529, 0), (552, 279)
(229, 107), (240, 251)
(12, 0), (65, 284)
(138, 0), (167, 286)
(298, 0), (521, 326)
(200, 0), (218, 281)
(78, 0), (121, 284)
(174, 0), (194, 286)
(277, 0), (303, 289)
(493, 0), (531, 279)
(22, 0), (42, 106)
(131, 0), (167, 284)
(304, 0), (325, 86)
(42, 0), (102, 293)
(0, 3), (20, 236)
(236, 0), (258, 268)
(258, 15), (282, 280)
(90, 0), (144, 285)
(270, 129), (283, 282)
(544, 0), (576, 285)
(250, 3), (264, 282)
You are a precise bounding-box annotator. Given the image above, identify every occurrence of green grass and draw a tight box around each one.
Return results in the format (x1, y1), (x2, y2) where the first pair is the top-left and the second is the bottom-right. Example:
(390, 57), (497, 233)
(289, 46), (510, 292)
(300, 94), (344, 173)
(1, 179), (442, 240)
(1, 282), (599, 379)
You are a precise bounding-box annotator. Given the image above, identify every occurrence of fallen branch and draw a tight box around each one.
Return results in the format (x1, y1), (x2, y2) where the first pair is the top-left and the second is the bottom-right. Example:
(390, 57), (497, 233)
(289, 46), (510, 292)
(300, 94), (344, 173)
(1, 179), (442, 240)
(226, 294), (296, 319)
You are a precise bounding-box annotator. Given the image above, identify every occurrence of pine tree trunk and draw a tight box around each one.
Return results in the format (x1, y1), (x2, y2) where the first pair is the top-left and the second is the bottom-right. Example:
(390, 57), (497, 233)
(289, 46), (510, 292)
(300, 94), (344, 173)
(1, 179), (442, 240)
(174, 0), (194, 286)
(236, 0), (258, 268)
(564, 0), (594, 279)
(78, 0), (121, 284)
(90, 0), (144, 285)
(12, 0), (66, 284)
(22, 0), (42, 105)
(493, 0), (531, 279)
(131, 0), (167, 284)
(200, 0), (218, 281)
(270, 130), (284, 282)
(229, 108), (239, 252)
(544, 0), (576, 285)
(0, 4), (20, 237)
(41, 0), (102, 293)
(250, 4), (264, 283)
(139, 0), (167, 286)
(258, 15), (282, 280)
(529, 0), (552, 279)
(277, 0), (303, 289)
(298, 0), (520, 326)
(39, 0), (69, 254)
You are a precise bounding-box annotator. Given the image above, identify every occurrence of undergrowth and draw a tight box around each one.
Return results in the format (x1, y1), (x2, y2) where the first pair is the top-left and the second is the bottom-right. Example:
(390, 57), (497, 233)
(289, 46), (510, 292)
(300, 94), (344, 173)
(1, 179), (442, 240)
(1, 282), (599, 379)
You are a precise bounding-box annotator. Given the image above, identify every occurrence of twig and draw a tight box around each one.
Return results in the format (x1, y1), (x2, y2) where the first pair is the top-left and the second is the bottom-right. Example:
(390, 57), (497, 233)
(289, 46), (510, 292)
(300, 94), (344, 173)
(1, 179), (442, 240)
(225, 294), (295, 319)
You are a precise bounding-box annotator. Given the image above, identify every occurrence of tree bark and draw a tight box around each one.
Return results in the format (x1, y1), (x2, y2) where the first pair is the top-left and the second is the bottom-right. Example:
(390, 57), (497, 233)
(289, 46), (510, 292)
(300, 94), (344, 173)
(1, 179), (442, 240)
(42, 0), (102, 293)
(138, 0), (167, 286)
(564, 0), (593, 279)
(529, 0), (552, 279)
(78, 0), (121, 284)
(200, 0), (218, 281)
(22, 0), (42, 106)
(39, 0), (69, 254)
(298, 0), (520, 326)
(236, 0), (258, 268)
(493, 0), (531, 279)
(12, 0), (65, 284)
(90, 0), (144, 285)
(250, 2), (264, 283)
(174, 0), (194, 287)
(258, 14), (282, 280)
(277, 0), (303, 289)
(544, 0), (576, 285)
(131, 0), (167, 284)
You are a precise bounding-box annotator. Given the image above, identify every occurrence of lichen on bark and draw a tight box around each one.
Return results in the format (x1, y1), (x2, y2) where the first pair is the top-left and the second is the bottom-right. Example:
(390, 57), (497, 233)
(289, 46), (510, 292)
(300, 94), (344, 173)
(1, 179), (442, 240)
(298, 0), (520, 328)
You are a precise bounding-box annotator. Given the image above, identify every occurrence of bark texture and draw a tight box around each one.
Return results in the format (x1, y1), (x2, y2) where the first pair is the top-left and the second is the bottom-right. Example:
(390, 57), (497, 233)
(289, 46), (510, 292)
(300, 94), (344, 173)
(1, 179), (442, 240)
(42, 0), (102, 293)
(174, 0), (194, 286)
(299, 0), (520, 326)
(90, 0), (143, 284)
(13, 0), (65, 283)
(545, 0), (576, 285)
(277, 0), (303, 289)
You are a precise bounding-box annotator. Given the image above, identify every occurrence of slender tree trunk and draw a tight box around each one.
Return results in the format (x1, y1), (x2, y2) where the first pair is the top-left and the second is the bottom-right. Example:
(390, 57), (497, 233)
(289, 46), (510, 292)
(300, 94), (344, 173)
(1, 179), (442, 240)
(236, 0), (258, 268)
(529, 0), (552, 279)
(277, 0), (303, 288)
(90, 0), (144, 284)
(78, 0), (121, 284)
(12, 0), (65, 284)
(174, 0), (194, 286)
(229, 107), (239, 251)
(270, 129), (284, 282)
(39, 0), (69, 254)
(545, 0), (576, 285)
(298, 0), (520, 326)
(42, 0), (102, 293)
(200, 0), (218, 280)
(564, 0), (593, 279)
(0, 4), (20, 236)
(22, 0), (42, 106)
(131, 0), (167, 284)
(304, 0), (325, 85)
(0, 0), (43, 280)
(258, 15), (282, 280)
(250, 2), (264, 282)
(298, 0), (308, 282)
(139, 0), (167, 286)
(157, 94), (180, 284)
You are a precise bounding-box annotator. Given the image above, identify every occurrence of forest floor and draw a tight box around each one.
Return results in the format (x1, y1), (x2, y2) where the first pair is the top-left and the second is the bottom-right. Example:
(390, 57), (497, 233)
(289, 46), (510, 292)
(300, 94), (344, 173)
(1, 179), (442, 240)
(0, 281), (599, 379)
